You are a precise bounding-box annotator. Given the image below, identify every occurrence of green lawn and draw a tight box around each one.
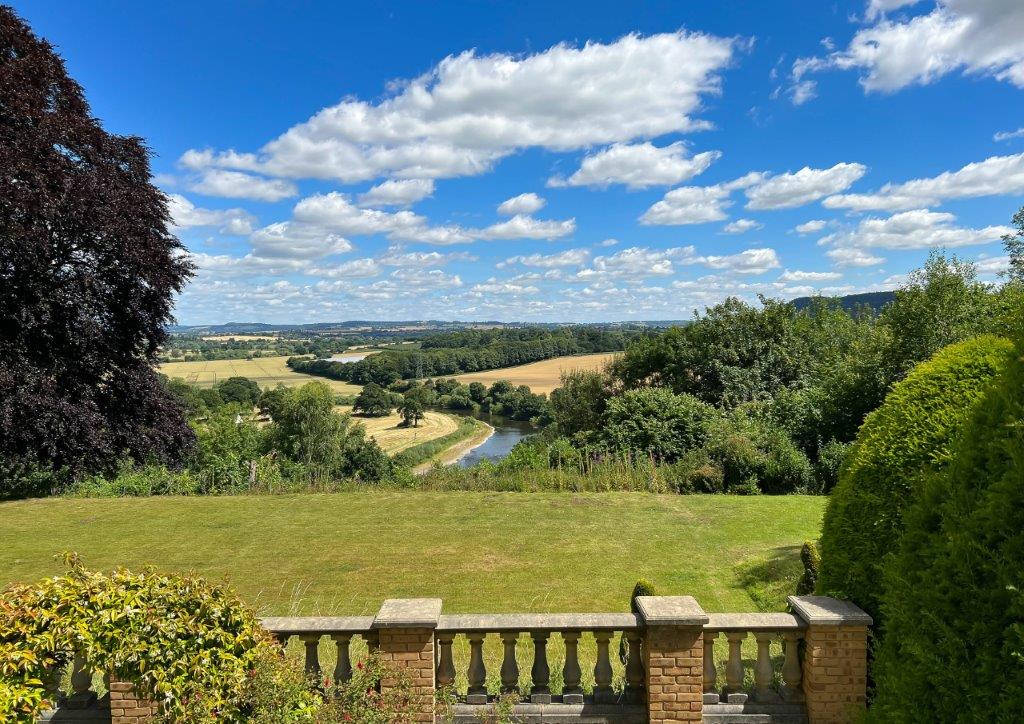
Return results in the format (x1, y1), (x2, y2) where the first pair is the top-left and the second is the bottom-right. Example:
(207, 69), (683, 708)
(0, 492), (825, 616)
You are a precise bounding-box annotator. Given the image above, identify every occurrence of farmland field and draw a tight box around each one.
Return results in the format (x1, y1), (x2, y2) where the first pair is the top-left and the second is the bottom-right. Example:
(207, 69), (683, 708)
(454, 352), (619, 395)
(158, 355), (363, 395)
(337, 407), (460, 454)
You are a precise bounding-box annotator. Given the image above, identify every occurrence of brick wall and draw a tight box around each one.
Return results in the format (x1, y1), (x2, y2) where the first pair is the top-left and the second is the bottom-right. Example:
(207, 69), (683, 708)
(108, 680), (158, 724)
(643, 624), (704, 722)
(801, 625), (869, 723)
(377, 627), (435, 723)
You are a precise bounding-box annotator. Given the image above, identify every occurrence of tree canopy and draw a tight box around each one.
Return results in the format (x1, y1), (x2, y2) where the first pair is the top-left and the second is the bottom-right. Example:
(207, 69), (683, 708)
(0, 6), (194, 489)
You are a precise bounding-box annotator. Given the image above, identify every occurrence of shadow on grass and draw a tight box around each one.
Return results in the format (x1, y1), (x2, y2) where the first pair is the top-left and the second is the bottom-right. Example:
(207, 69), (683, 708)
(733, 545), (803, 612)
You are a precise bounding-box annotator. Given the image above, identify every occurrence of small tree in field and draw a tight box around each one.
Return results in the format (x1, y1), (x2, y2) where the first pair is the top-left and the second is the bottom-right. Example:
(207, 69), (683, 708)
(353, 382), (395, 417)
(0, 7), (194, 492)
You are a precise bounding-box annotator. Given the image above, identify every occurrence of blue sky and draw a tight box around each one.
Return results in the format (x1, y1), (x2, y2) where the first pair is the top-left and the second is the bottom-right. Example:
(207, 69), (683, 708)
(15, 0), (1024, 324)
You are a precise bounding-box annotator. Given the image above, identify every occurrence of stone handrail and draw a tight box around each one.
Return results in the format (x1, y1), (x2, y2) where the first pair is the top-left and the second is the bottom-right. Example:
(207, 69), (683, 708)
(38, 595), (871, 724)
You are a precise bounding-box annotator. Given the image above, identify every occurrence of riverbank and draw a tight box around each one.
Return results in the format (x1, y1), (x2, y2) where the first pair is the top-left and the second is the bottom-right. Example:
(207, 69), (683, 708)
(411, 418), (493, 474)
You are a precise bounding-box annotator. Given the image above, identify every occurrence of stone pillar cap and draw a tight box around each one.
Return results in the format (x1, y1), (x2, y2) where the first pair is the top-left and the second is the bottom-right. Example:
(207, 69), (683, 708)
(373, 598), (443, 629)
(635, 596), (709, 626)
(787, 595), (873, 626)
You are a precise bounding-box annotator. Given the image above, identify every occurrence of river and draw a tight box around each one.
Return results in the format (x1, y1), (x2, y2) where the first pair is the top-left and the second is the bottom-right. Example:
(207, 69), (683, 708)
(455, 413), (535, 467)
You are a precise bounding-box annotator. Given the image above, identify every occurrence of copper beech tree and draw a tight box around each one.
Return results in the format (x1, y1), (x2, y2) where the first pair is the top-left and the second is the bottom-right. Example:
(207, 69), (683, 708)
(0, 6), (194, 492)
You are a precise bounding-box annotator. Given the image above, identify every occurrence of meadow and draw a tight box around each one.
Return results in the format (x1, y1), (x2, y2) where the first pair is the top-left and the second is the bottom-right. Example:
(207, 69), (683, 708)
(336, 407), (461, 455)
(158, 355), (363, 395)
(454, 352), (619, 395)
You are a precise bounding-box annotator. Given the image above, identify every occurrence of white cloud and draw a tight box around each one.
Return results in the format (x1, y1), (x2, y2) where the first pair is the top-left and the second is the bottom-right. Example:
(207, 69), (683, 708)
(866, 0), (924, 21)
(548, 142), (720, 189)
(248, 222), (354, 258)
(995, 127), (1024, 142)
(826, 247), (887, 267)
(294, 192), (425, 236)
(575, 246), (700, 281)
(722, 218), (763, 234)
(778, 269), (843, 282)
(497, 193), (546, 215)
(795, 219), (828, 234)
(470, 278), (540, 295)
(745, 163), (866, 209)
(598, 238), (619, 247)
(188, 170), (297, 202)
(377, 248), (476, 267)
(701, 248), (781, 275)
(975, 255), (1010, 273)
(479, 214), (575, 240)
(308, 258), (382, 278)
(168, 194), (256, 235)
(799, 1), (1024, 94)
(188, 252), (311, 277)
(824, 152), (1024, 211)
(358, 179), (435, 207)
(499, 248), (591, 268)
(640, 185), (733, 225)
(180, 32), (735, 183)
(820, 209), (1011, 251)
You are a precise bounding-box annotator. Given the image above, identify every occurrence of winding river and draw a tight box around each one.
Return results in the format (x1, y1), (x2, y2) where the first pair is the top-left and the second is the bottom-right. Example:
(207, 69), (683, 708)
(455, 413), (534, 467)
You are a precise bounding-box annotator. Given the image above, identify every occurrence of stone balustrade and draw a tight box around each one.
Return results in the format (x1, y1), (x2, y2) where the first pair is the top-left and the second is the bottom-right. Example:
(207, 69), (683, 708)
(36, 595), (870, 724)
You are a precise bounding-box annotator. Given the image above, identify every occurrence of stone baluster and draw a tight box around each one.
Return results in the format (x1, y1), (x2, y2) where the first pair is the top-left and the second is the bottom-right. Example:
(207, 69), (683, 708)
(65, 651), (97, 709)
(724, 632), (748, 703)
(781, 631), (804, 702)
(593, 630), (614, 704)
(466, 633), (488, 704)
(301, 635), (321, 680)
(364, 629), (379, 652)
(561, 631), (583, 704)
(499, 632), (520, 694)
(435, 633), (456, 690)
(332, 634), (352, 685)
(753, 633), (780, 702)
(624, 630), (645, 703)
(530, 631), (551, 703)
(703, 631), (719, 704)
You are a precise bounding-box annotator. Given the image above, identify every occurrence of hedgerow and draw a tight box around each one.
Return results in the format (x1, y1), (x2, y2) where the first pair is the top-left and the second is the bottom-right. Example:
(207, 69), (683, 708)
(870, 336), (1024, 721)
(816, 334), (1015, 625)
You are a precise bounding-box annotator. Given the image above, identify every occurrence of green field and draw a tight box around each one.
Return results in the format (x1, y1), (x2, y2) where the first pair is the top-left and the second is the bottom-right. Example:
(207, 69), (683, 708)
(0, 493), (824, 616)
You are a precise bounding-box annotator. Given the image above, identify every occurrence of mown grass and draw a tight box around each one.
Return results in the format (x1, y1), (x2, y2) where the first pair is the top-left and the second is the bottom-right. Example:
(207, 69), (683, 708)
(0, 492), (823, 615)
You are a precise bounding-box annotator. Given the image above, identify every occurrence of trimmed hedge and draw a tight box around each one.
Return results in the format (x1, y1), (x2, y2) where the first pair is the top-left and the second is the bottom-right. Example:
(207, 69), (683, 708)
(871, 337), (1024, 721)
(817, 334), (1014, 624)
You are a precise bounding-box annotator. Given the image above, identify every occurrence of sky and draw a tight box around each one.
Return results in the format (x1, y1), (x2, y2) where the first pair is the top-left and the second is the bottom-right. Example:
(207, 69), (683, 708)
(14, 0), (1024, 324)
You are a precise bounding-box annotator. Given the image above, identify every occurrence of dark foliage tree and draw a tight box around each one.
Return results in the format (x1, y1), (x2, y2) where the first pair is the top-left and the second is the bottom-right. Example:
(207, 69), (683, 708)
(352, 382), (395, 417)
(214, 377), (261, 407)
(0, 7), (194, 490)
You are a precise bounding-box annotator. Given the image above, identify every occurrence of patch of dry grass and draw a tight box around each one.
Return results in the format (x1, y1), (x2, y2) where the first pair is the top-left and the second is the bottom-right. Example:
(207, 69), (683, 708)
(453, 353), (619, 395)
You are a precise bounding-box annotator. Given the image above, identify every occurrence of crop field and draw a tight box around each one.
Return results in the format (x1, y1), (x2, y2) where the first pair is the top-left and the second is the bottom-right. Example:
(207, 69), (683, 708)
(338, 407), (461, 454)
(454, 352), (620, 395)
(158, 355), (363, 395)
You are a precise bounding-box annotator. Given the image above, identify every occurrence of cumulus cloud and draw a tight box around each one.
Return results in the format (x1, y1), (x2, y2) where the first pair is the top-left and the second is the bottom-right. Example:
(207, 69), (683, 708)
(377, 248), (476, 267)
(470, 278), (541, 295)
(819, 209), (1011, 251)
(722, 218), (763, 234)
(826, 247), (887, 267)
(499, 248), (591, 268)
(548, 142), (720, 189)
(479, 214), (575, 240)
(745, 163), (866, 209)
(179, 32), (735, 183)
(794, 1), (1024, 95)
(701, 248), (781, 275)
(824, 152), (1024, 211)
(168, 194), (256, 235)
(358, 179), (435, 207)
(574, 246), (701, 281)
(497, 193), (546, 215)
(307, 258), (382, 278)
(188, 170), (298, 202)
(248, 222), (354, 258)
(778, 269), (844, 282)
(795, 219), (828, 234)
(639, 173), (764, 226)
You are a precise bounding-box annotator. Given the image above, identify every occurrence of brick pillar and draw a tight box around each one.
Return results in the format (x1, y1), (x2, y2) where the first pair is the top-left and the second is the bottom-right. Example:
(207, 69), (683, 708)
(636, 595), (709, 723)
(788, 595), (872, 724)
(108, 679), (159, 724)
(372, 598), (441, 723)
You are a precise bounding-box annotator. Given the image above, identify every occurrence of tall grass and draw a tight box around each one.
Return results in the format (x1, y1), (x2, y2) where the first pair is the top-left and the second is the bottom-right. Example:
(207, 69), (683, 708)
(391, 416), (484, 468)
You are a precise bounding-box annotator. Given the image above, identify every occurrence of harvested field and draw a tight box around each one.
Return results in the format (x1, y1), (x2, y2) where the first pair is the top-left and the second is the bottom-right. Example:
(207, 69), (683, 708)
(453, 352), (619, 395)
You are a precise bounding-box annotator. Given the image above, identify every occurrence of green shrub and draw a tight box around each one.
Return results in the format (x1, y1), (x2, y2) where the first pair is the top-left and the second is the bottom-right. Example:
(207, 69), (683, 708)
(796, 540), (820, 596)
(817, 334), (1015, 625)
(620, 579), (656, 663)
(813, 439), (850, 494)
(601, 388), (718, 463)
(665, 450), (726, 493)
(870, 336), (1024, 721)
(704, 413), (814, 494)
(0, 555), (318, 722)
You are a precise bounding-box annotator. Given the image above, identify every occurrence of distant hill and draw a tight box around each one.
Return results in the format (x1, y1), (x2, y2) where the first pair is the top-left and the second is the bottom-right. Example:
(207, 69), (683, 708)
(790, 291), (896, 314)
